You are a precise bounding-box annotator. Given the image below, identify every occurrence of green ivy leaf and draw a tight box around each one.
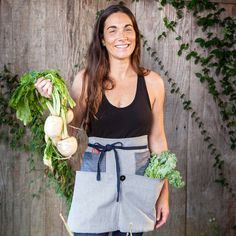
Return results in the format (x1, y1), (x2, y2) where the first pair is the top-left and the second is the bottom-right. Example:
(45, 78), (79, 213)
(175, 87), (180, 93)
(175, 36), (182, 40)
(207, 32), (213, 38)
(201, 129), (206, 134)
(158, 34), (163, 40)
(208, 143), (214, 149)
(191, 111), (196, 118)
(151, 51), (157, 57)
(195, 38), (205, 47)
(143, 40), (148, 46)
(186, 51), (198, 60)
(195, 73), (202, 78)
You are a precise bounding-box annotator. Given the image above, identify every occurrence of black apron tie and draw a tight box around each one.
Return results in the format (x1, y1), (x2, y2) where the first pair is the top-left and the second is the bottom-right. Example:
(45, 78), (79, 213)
(88, 142), (148, 202)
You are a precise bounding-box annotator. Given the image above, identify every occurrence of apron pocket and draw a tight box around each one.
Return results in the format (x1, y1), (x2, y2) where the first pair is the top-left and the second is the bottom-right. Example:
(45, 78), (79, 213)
(80, 151), (106, 172)
(122, 174), (164, 213)
(67, 171), (117, 232)
(134, 150), (150, 176)
(119, 174), (164, 231)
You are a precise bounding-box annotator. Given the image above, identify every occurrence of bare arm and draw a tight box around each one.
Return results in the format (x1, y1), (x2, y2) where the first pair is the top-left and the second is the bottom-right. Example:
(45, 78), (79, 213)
(69, 70), (88, 137)
(146, 71), (169, 229)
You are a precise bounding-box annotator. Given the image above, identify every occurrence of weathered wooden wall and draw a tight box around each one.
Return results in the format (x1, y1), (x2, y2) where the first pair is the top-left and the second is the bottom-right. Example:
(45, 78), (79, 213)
(0, 0), (236, 236)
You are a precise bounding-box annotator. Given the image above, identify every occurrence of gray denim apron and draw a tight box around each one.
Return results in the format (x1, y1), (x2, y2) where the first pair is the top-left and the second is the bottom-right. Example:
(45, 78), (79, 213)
(67, 135), (164, 233)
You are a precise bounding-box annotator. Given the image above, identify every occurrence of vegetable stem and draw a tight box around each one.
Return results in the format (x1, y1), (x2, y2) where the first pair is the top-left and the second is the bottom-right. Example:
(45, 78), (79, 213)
(61, 107), (68, 139)
(46, 101), (56, 115)
(59, 213), (73, 236)
(68, 124), (83, 131)
(52, 88), (61, 116)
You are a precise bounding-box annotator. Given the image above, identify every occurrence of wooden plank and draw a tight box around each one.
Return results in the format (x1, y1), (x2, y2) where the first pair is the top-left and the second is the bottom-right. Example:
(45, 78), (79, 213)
(67, 0), (97, 82)
(43, 0), (73, 235)
(0, 142), (15, 236)
(186, 0), (236, 3)
(186, 2), (236, 236)
(0, 0), (13, 68)
(0, 0), (15, 234)
(136, 1), (190, 236)
(27, 0), (46, 71)
(8, 0), (46, 234)
(21, 1), (48, 236)
(210, 0), (236, 3)
(10, 0), (30, 74)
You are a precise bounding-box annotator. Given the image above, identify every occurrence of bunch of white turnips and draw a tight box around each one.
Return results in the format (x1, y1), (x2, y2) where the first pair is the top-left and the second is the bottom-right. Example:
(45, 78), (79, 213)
(43, 88), (78, 158)
(10, 70), (78, 171)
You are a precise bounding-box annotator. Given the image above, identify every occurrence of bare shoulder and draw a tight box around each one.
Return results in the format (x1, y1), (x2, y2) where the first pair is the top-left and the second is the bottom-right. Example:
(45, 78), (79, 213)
(72, 69), (86, 91)
(71, 69), (87, 100)
(144, 71), (164, 92)
(144, 71), (165, 106)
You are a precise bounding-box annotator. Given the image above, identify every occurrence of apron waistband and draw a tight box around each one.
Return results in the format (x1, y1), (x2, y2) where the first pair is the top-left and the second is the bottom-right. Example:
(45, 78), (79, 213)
(88, 142), (148, 202)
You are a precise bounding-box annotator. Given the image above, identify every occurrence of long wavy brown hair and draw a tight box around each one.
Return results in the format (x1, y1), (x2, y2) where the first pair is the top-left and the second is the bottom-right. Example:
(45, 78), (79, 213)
(80, 4), (149, 131)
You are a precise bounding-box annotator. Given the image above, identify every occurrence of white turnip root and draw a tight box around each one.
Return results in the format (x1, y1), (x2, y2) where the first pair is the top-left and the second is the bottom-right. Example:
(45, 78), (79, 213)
(66, 109), (74, 124)
(56, 136), (78, 157)
(51, 136), (62, 146)
(44, 115), (63, 138)
(43, 86), (78, 160)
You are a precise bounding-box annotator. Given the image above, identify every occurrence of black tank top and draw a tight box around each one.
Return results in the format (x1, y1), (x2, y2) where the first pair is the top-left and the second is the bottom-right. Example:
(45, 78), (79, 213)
(87, 75), (153, 138)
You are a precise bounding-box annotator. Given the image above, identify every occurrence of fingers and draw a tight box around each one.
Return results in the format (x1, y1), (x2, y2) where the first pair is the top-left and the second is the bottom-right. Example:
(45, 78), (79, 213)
(34, 77), (45, 86)
(156, 206), (161, 221)
(155, 214), (167, 229)
(35, 77), (53, 98)
(47, 85), (53, 97)
(155, 208), (169, 230)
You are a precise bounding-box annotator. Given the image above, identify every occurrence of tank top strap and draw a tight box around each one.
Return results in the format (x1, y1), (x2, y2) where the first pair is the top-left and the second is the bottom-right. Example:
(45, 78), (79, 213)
(137, 75), (152, 109)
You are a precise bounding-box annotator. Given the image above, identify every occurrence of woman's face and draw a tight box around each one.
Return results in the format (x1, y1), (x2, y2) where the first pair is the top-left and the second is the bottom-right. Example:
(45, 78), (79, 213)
(103, 12), (136, 61)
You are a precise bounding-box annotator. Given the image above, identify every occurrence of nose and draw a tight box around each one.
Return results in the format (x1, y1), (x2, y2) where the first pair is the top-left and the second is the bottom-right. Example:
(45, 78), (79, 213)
(117, 30), (128, 40)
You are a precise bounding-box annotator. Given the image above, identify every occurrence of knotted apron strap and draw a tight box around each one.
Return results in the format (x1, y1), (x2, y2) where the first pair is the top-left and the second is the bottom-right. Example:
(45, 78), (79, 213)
(88, 142), (148, 202)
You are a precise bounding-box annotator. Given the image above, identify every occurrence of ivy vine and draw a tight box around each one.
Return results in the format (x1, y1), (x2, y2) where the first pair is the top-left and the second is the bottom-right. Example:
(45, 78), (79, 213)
(115, 0), (236, 197)
(156, 0), (236, 150)
(142, 36), (235, 200)
(0, 65), (74, 210)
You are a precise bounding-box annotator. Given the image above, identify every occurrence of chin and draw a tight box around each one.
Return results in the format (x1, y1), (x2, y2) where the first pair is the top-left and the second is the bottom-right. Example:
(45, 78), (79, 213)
(114, 55), (132, 61)
(111, 52), (134, 60)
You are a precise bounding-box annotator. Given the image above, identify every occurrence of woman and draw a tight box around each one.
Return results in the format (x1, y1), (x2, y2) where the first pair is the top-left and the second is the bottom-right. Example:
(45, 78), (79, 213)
(35, 4), (169, 236)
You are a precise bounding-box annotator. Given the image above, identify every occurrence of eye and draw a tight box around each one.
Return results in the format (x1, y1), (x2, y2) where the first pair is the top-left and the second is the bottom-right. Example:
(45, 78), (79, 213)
(108, 29), (116, 33)
(125, 27), (133, 32)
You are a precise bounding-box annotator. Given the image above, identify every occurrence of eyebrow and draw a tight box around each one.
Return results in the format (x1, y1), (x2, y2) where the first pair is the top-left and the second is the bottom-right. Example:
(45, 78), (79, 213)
(106, 24), (133, 30)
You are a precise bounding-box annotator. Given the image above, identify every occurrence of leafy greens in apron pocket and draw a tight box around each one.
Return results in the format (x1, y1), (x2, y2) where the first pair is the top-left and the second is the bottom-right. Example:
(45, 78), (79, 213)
(144, 150), (185, 188)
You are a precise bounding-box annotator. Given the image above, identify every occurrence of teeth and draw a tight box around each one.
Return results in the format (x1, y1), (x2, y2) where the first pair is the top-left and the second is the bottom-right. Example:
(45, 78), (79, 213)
(115, 44), (129, 48)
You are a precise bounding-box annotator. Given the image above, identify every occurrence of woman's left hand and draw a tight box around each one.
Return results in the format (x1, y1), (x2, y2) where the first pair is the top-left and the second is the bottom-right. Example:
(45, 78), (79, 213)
(155, 193), (170, 229)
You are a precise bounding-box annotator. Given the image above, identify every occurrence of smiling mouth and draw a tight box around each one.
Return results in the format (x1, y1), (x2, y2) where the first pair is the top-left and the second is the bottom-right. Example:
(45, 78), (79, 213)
(115, 44), (130, 48)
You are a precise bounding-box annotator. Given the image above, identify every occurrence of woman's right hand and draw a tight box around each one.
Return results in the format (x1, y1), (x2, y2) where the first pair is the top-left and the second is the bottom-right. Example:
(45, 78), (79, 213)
(34, 77), (53, 98)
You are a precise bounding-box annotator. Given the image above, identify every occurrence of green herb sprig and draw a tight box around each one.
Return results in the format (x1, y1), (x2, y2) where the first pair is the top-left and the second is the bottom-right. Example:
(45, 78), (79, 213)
(144, 150), (185, 188)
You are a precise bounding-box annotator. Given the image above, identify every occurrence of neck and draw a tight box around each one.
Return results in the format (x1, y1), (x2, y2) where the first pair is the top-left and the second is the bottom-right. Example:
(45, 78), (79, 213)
(109, 58), (135, 80)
